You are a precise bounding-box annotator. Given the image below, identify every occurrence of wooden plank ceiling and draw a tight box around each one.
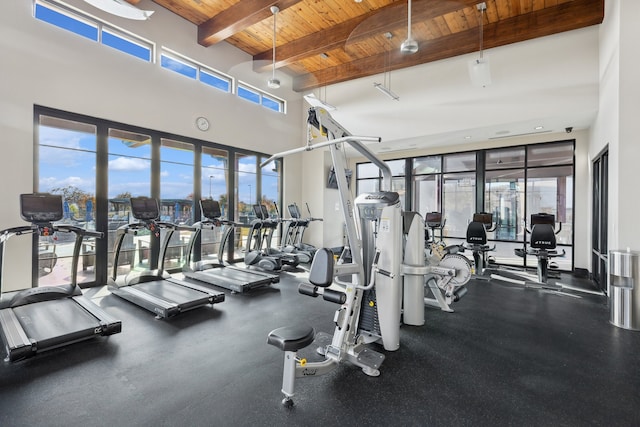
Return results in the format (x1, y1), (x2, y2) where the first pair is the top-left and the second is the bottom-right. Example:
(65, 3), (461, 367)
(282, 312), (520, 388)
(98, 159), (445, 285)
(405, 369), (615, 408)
(149, 0), (604, 93)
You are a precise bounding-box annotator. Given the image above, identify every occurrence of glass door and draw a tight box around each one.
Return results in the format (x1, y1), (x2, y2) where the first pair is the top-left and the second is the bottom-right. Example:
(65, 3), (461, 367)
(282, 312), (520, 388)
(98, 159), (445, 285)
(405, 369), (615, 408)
(107, 129), (151, 275)
(201, 146), (229, 263)
(159, 139), (194, 271)
(37, 115), (97, 287)
(592, 149), (608, 292)
(234, 153), (258, 259)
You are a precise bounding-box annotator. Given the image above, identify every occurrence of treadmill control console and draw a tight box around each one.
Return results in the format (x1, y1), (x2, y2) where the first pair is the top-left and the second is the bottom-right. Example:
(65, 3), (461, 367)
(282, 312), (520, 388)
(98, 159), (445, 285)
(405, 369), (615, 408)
(20, 193), (64, 224)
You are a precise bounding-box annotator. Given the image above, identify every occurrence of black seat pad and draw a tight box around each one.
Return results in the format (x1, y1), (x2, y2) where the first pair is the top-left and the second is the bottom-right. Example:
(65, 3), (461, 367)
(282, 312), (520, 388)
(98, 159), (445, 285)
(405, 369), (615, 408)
(466, 221), (487, 245)
(530, 224), (556, 250)
(267, 325), (315, 351)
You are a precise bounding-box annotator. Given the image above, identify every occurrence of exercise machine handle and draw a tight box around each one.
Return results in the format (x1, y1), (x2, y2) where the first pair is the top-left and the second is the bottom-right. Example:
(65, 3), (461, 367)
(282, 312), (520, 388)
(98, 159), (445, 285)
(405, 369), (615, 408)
(357, 250), (382, 291)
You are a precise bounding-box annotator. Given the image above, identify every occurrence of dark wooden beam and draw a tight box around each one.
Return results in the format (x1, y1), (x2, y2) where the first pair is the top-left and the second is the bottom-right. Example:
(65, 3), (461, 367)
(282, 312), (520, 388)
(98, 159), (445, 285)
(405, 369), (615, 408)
(253, 0), (480, 72)
(198, 0), (303, 47)
(292, 0), (604, 92)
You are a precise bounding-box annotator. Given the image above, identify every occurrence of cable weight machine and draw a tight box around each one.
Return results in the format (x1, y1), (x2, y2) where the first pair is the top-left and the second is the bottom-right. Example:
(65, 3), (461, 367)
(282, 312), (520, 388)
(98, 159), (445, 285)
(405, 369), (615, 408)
(264, 107), (471, 406)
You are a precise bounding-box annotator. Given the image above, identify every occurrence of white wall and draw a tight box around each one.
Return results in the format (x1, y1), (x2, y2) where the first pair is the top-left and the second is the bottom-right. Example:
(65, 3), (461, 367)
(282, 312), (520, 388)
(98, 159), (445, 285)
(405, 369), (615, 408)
(591, 0), (640, 254)
(0, 0), (303, 288)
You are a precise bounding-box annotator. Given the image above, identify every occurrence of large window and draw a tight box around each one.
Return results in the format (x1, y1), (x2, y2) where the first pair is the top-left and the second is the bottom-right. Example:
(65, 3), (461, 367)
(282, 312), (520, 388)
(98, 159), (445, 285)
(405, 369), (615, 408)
(356, 159), (406, 207)
(108, 129), (151, 275)
(484, 141), (574, 269)
(442, 152), (476, 238)
(35, 106), (279, 287)
(235, 154), (258, 257)
(37, 116), (97, 287)
(413, 155), (442, 217)
(159, 139), (195, 269)
(201, 147), (229, 262)
(356, 140), (575, 271)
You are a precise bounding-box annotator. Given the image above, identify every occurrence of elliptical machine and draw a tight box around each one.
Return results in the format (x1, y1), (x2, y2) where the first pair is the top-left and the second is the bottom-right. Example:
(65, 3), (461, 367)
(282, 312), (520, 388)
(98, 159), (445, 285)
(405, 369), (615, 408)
(281, 203), (321, 261)
(244, 204), (299, 271)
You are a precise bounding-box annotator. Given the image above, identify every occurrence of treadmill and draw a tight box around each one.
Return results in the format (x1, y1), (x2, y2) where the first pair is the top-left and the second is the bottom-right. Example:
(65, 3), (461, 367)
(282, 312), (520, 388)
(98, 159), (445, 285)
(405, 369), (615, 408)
(0, 193), (121, 362)
(182, 199), (279, 293)
(107, 197), (225, 318)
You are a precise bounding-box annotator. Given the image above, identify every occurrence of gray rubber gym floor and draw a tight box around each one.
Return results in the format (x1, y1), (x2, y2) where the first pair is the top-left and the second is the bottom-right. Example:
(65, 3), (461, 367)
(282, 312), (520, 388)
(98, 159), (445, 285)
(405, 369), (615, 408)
(1, 271), (639, 427)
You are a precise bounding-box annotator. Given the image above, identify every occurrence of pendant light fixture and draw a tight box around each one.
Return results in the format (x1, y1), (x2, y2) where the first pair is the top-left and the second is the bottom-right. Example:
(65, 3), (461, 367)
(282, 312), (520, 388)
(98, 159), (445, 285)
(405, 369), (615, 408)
(400, 0), (418, 54)
(83, 0), (154, 20)
(267, 6), (281, 89)
(468, 2), (491, 87)
(374, 32), (399, 100)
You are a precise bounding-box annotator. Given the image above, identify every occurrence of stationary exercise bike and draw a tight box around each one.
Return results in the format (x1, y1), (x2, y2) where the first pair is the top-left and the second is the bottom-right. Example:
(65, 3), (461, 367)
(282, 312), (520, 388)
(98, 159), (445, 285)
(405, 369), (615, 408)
(514, 213), (565, 285)
(424, 211), (447, 258)
(421, 211), (473, 311)
(461, 212), (496, 279)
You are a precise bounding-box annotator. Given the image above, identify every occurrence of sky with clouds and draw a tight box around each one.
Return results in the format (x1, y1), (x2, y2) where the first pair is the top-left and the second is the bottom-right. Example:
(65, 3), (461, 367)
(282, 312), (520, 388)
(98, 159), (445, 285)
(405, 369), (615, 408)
(38, 126), (278, 205)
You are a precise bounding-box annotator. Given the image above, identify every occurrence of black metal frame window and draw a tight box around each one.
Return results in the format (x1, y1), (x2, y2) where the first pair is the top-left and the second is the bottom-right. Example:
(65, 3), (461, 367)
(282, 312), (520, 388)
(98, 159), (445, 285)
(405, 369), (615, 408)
(34, 105), (281, 288)
(355, 139), (575, 272)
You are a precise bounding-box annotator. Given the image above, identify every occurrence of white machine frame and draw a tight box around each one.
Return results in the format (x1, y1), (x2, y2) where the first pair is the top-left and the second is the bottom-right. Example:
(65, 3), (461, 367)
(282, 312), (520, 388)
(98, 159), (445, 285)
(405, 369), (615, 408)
(264, 107), (471, 406)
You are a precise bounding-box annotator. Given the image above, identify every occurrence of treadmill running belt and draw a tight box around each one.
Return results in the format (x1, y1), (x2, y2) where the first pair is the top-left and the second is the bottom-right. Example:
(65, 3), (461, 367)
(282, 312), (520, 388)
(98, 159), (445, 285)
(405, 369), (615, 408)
(13, 299), (101, 347)
(133, 280), (211, 305)
(206, 268), (273, 285)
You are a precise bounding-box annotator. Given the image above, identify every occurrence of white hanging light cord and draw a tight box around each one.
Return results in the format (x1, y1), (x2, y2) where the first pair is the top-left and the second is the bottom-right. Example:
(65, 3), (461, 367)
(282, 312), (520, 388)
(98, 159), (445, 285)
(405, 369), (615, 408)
(272, 7), (278, 80)
(407, 0), (413, 41)
(479, 4), (485, 60)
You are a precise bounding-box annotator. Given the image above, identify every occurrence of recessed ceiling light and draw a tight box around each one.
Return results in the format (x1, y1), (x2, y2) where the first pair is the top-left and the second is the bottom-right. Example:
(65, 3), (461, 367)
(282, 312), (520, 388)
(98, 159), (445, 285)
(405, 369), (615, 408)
(320, 53), (329, 59)
(464, 136), (472, 139)
(534, 126), (544, 130)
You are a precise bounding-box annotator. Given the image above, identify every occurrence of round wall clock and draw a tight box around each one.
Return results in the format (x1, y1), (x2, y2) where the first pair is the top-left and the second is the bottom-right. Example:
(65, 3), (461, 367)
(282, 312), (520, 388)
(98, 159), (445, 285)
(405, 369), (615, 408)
(196, 116), (210, 131)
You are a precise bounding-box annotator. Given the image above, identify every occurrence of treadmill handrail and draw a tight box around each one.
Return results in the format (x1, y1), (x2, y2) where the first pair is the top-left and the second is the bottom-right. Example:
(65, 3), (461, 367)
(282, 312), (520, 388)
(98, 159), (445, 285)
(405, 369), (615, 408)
(0, 225), (37, 245)
(1, 224), (104, 295)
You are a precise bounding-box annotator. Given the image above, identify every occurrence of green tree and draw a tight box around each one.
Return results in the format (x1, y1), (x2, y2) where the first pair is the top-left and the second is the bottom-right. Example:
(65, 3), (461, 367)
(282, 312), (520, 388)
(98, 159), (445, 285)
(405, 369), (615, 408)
(50, 185), (93, 204)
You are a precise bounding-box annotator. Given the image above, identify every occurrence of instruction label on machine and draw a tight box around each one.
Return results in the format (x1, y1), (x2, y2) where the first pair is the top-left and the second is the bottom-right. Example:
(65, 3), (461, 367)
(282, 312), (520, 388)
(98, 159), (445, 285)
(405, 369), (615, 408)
(380, 218), (391, 233)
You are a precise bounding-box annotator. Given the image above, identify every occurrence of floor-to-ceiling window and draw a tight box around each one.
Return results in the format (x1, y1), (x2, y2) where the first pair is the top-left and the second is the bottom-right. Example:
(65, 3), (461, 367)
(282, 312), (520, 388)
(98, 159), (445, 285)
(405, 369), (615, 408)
(412, 155), (442, 217)
(34, 106), (279, 287)
(484, 147), (525, 266)
(355, 140), (575, 271)
(524, 142), (574, 270)
(107, 128), (152, 275)
(234, 153), (257, 257)
(36, 115), (97, 287)
(159, 139), (194, 270)
(441, 152), (476, 242)
(200, 146), (229, 262)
